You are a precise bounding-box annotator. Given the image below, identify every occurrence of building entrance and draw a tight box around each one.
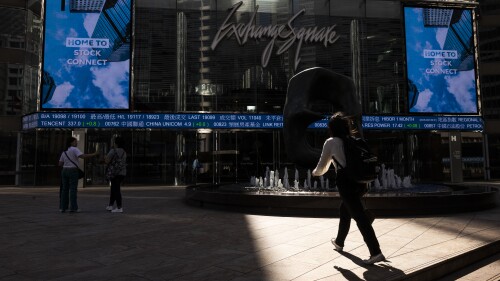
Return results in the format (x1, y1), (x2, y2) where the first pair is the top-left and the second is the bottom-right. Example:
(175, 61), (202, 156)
(81, 129), (286, 186)
(198, 130), (284, 184)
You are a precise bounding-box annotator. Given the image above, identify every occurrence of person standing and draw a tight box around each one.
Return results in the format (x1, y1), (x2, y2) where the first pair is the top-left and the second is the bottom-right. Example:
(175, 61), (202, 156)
(59, 137), (99, 213)
(312, 113), (385, 265)
(105, 136), (127, 213)
(192, 157), (200, 184)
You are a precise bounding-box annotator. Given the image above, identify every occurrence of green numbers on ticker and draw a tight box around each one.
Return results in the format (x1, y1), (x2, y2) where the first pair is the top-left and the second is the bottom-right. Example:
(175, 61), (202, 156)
(193, 121), (208, 127)
(83, 121), (99, 127)
(406, 123), (419, 129)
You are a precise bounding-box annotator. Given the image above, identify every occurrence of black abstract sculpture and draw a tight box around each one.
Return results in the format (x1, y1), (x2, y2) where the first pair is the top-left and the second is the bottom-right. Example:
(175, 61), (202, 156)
(283, 67), (362, 168)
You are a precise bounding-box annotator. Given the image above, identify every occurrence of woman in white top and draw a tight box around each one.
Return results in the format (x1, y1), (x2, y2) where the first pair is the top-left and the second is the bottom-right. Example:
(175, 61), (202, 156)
(312, 113), (384, 265)
(59, 137), (98, 212)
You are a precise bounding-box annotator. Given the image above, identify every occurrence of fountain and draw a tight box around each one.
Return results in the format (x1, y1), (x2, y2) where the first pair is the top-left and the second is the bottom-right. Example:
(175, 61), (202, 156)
(185, 163), (498, 216)
(238, 164), (452, 195)
(248, 168), (333, 193)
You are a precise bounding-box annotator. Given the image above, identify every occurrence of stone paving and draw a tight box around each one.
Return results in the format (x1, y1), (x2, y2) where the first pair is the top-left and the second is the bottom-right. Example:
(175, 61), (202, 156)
(0, 184), (499, 281)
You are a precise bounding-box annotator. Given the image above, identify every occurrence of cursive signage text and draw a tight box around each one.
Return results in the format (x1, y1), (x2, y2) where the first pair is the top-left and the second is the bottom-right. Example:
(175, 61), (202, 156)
(211, 1), (340, 70)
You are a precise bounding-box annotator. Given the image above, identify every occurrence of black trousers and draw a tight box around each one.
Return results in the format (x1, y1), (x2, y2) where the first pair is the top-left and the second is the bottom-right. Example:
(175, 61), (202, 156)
(335, 169), (381, 256)
(109, 175), (124, 208)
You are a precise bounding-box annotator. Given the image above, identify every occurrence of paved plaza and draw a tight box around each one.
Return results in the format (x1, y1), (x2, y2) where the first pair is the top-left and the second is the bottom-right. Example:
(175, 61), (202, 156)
(0, 184), (499, 280)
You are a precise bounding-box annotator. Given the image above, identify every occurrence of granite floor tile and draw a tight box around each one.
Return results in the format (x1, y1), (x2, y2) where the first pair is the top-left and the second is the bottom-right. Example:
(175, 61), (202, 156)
(259, 258), (319, 281)
(287, 242), (340, 265)
(0, 186), (498, 281)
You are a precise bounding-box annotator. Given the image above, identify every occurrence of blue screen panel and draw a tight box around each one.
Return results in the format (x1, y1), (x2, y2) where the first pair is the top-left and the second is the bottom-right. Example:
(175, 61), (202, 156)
(404, 6), (478, 114)
(40, 0), (132, 110)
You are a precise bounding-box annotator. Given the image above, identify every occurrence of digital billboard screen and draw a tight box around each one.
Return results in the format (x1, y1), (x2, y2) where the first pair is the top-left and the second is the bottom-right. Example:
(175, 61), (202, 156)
(41, 0), (132, 110)
(404, 6), (478, 114)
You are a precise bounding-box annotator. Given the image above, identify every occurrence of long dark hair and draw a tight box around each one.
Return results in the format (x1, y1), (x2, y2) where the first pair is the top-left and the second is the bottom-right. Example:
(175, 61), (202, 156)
(66, 137), (77, 149)
(114, 136), (125, 149)
(327, 112), (356, 138)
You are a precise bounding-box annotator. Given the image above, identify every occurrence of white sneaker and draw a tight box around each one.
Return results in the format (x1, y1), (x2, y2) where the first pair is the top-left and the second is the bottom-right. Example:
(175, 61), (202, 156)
(106, 206), (113, 211)
(111, 208), (123, 213)
(331, 238), (343, 252)
(363, 253), (385, 265)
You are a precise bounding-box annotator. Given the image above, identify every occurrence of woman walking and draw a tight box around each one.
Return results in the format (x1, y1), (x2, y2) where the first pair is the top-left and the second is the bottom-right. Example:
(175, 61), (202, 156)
(312, 113), (384, 265)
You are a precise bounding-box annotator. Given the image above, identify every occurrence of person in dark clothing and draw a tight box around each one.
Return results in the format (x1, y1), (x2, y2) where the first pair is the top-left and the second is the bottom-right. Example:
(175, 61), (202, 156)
(312, 112), (385, 265)
(105, 136), (127, 213)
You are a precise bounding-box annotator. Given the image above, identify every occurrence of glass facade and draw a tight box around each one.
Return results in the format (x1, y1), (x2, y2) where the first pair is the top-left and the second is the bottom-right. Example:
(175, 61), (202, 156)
(479, 0), (500, 178)
(0, 1), (42, 185)
(1, 0), (494, 186)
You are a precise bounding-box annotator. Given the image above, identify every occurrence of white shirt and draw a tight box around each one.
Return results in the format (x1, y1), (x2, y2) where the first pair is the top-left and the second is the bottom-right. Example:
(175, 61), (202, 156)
(59, 146), (83, 168)
(312, 137), (346, 176)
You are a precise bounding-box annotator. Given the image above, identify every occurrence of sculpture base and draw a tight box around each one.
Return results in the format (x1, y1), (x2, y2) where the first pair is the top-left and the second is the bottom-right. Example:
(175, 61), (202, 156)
(185, 183), (498, 217)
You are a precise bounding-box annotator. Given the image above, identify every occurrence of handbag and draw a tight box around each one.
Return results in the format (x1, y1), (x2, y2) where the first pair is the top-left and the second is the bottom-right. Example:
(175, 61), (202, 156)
(64, 151), (85, 179)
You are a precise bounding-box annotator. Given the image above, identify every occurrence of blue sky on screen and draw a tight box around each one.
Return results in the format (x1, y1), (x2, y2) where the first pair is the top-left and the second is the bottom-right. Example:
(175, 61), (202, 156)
(43, 1), (129, 109)
(405, 7), (477, 114)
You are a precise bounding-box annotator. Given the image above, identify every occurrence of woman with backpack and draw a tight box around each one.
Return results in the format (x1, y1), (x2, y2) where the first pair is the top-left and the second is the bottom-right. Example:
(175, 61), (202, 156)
(312, 112), (385, 265)
(105, 136), (127, 213)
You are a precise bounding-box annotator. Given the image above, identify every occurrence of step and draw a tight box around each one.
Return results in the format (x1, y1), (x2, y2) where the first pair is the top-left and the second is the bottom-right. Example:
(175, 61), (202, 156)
(390, 240), (500, 281)
(435, 252), (500, 281)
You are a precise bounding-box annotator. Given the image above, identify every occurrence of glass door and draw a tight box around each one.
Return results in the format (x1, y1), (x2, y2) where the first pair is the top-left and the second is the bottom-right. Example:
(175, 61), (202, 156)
(213, 131), (238, 184)
(211, 130), (284, 184)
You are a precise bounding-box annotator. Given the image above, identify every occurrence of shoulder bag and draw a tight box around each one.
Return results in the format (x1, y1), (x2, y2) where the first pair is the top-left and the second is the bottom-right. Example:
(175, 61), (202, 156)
(64, 151), (85, 179)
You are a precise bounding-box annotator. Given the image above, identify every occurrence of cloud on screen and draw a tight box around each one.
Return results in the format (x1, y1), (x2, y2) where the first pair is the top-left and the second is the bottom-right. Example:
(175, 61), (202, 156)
(409, 8), (424, 33)
(90, 60), (129, 108)
(48, 82), (74, 108)
(435, 28), (448, 50)
(83, 14), (99, 37)
(414, 88), (433, 112)
(445, 70), (477, 113)
(54, 27), (67, 42)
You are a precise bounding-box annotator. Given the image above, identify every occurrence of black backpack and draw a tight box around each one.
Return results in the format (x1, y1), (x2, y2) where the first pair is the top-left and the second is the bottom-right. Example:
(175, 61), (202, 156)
(333, 136), (378, 184)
